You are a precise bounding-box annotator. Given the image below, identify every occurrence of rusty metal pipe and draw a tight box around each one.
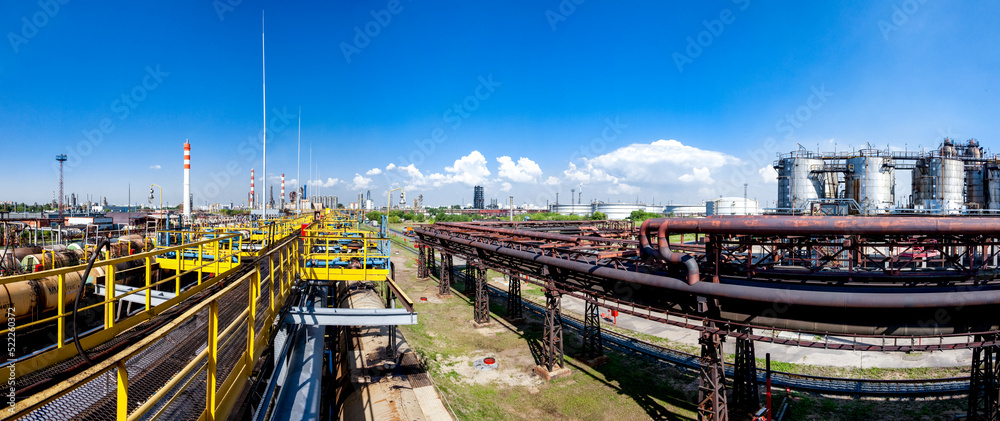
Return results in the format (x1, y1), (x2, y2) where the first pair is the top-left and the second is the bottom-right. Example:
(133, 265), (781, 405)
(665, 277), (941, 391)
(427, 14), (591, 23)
(644, 215), (1000, 236)
(435, 222), (635, 245)
(427, 230), (1000, 310)
(655, 219), (700, 285)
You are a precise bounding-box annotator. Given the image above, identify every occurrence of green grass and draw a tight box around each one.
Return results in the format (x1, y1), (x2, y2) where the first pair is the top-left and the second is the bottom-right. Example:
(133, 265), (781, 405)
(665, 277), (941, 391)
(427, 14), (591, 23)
(395, 261), (698, 420)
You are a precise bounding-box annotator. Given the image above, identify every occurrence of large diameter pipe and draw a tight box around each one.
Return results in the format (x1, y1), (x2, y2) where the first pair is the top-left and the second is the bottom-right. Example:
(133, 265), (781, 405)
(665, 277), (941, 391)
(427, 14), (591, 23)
(645, 215), (1000, 236)
(654, 219), (700, 285)
(428, 231), (1000, 310)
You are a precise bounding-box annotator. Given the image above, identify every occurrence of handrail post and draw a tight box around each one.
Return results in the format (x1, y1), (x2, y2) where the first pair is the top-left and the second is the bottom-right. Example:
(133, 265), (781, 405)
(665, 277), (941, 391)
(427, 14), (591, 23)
(57, 273), (65, 348)
(197, 242), (204, 285)
(248, 265), (257, 369)
(105, 264), (115, 329)
(117, 360), (129, 420)
(144, 256), (152, 312)
(207, 300), (218, 421)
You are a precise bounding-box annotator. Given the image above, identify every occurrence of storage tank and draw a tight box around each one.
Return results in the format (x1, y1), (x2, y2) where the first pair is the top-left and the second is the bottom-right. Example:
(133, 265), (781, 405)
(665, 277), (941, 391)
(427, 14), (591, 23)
(593, 203), (649, 220)
(912, 156), (964, 214)
(706, 197), (761, 216)
(845, 151), (895, 214)
(985, 162), (1000, 210)
(964, 139), (986, 209)
(774, 155), (830, 211)
(550, 203), (592, 217)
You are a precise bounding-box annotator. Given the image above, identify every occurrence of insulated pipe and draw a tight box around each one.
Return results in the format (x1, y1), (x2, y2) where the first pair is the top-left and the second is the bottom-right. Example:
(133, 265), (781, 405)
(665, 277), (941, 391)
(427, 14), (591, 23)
(656, 220), (700, 285)
(644, 215), (1000, 236)
(434, 222), (636, 245)
(423, 230), (1000, 310)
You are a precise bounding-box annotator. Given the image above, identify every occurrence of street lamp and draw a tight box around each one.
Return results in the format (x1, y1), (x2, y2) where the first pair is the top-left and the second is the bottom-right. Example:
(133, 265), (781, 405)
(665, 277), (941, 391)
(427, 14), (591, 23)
(388, 187), (402, 212)
(149, 184), (163, 210)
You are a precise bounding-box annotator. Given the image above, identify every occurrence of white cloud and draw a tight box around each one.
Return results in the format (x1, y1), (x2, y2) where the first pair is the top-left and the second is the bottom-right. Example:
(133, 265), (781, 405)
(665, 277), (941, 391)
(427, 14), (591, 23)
(496, 156), (543, 183)
(309, 178), (340, 188)
(500, 182), (512, 192)
(543, 176), (560, 185)
(441, 151), (491, 186)
(350, 174), (372, 190)
(608, 182), (640, 195)
(678, 167), (714, 184)
(758, 165), (778, 184)
(385, 163), (396, 171)
(587, 139), (739, 183)
(150, 165), (161, 170)
(366, 167), (382, 176)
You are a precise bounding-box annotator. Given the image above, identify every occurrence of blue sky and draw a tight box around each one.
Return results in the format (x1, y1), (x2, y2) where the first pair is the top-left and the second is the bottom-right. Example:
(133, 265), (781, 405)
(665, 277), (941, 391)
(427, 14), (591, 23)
(2, 1), (999, 208)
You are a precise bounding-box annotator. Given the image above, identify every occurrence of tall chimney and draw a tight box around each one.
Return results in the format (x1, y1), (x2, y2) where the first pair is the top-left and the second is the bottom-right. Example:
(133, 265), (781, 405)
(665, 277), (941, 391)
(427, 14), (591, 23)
(250, 168), (255, 208)
(183, 140), (191, 220)
(281, 173), (285, 209)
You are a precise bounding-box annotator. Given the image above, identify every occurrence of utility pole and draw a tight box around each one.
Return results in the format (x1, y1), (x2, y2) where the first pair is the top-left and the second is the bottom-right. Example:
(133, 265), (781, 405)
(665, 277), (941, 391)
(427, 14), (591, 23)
(509, 196), (514, 221)
(55, 154), (67, 222)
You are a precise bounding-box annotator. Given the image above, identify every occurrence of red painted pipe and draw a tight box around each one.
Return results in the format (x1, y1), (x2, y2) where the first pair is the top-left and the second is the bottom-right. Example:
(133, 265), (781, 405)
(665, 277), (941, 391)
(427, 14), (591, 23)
(644, 215), (1000, 236)
(424, 230), (1000, 310)
(656, 219), (700, 285)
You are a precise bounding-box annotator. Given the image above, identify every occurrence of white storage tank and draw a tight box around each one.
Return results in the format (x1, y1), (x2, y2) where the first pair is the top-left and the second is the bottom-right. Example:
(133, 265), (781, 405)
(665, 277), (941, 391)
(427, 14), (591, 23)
(845, 150), (895, 214)
(550, 203), (592, 217)
(774, 154), (835, 211)
(912, 142), (964, 214)
(706, 197), (761, 216)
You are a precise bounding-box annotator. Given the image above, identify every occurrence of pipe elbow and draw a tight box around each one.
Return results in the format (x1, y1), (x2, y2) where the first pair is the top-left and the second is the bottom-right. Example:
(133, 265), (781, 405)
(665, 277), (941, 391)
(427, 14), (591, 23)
(656, 218), (700, 284)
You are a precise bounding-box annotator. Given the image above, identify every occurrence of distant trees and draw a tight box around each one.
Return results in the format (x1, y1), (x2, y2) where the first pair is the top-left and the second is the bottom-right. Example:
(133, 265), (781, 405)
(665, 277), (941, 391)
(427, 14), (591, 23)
(365, 211), (383, 222)
(590, 211), (607, 220)
(628, 210), (663, 222)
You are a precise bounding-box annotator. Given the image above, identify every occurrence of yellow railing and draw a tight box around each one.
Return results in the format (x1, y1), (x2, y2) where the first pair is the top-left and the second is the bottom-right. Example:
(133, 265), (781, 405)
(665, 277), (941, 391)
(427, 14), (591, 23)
(4, 234), (300, 421)
(0, 233), (242, 380)
(300, 228), (390, 282)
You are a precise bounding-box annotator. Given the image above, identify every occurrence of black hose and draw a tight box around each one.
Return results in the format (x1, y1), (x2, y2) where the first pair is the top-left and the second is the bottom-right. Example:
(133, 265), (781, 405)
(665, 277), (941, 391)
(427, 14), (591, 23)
(73, 237), (110, 365)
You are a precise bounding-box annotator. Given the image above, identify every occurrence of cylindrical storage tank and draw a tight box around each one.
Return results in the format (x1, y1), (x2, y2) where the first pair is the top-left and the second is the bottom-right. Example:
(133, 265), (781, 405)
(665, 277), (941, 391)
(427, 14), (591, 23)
(912, 157), (964, 214)
(775, 157), (826, 210)
(645, 205), (665, 215)
(965, 140), (985, 209)
(706, 197), (762, 216)
(845, 153), (895, 214)
(550, 203), (592, 217)
(0, 271), (85, 320)
(593, 203), (644, 220)
(985, 162), (1000, 210)
(21, 249), (85, 272)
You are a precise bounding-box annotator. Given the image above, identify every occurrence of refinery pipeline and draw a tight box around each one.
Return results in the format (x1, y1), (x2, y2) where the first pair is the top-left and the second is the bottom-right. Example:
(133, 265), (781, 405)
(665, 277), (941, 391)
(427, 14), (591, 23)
(9, 137), (1000, 420)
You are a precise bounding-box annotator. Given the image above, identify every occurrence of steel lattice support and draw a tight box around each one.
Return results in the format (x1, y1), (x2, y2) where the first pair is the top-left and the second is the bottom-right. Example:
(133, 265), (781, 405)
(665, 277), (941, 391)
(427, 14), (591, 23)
(440, 254), (453, 296)
(427, 248), (436, 278)
(969, 333), (1000, 421)
(731, 327), (759, 418)
(507, 272), (522, 320)
(542, 286), (565, 372)
(474, 265), (489, 324)
(581, 298), (603, 359)
(698, 324), (729, 421)
(417, 245), (428, 279)
(464, 261), (475, 294)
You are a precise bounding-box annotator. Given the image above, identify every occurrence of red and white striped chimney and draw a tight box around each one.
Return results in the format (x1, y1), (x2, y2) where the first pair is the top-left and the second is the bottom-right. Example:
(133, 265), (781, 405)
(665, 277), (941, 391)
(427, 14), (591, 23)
(183, 140), (191, 219)
(250, 168), (255, 207)
(281, 173), (285, 206)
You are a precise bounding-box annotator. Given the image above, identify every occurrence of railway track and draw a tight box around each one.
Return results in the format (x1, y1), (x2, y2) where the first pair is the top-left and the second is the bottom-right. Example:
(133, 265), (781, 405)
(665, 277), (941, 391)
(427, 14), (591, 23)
(393, 235), (971, 397)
